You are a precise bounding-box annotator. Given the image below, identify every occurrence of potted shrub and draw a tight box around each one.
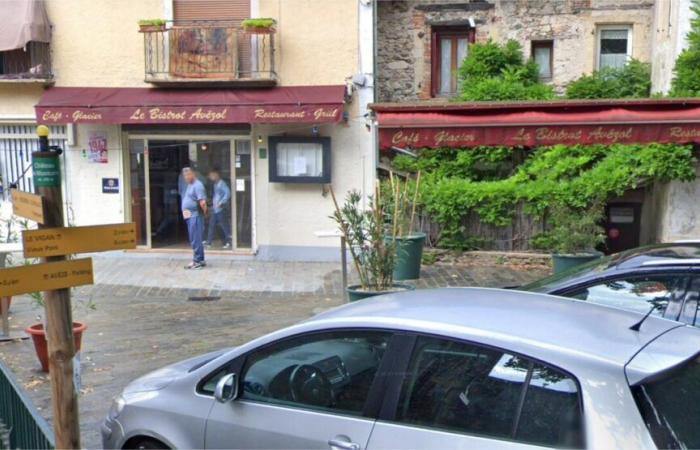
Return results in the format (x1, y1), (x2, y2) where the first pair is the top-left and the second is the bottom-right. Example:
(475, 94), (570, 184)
(331, 188), (414, 302)
(382, 171), (426, 280)
(533, 202), (606, 274)
(242, 18), (276, 34)
(138, 19), (167, 33)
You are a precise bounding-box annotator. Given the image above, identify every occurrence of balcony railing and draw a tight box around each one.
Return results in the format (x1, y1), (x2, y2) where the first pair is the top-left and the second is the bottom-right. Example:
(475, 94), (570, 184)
(0, 42), (52, 83)
(142, 20), (277, 87)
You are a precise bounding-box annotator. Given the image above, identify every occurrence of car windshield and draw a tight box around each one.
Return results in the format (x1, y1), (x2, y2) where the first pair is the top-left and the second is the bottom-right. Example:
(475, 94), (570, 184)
(520, 255), (614, 293)
(631, 356), (700, 449)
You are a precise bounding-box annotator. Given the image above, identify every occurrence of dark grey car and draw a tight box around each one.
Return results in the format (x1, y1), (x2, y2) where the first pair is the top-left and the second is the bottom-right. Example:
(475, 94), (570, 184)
(103, 288), (700, 449)
(521, 242), (700, 325)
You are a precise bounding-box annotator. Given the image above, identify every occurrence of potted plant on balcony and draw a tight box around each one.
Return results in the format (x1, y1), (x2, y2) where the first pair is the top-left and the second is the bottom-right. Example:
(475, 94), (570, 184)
(383, 171), (426, 280)
(331, 187), (415, 302)
(242, 18), (276, 34)
(138, 19), (167, 33)
(533, 202), (606, 274)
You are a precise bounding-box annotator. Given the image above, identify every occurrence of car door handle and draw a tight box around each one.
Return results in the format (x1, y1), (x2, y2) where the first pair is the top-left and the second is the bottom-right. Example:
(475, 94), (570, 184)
(328, 436), (361, 450)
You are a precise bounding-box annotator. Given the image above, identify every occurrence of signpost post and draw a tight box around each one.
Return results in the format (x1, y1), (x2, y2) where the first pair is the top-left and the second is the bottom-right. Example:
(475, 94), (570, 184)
(33, 125), (81, 449)
(0, 127), (138, 447)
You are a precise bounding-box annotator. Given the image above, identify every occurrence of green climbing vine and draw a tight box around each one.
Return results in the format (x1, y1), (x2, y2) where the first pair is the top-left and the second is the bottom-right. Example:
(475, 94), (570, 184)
(394, 143), (696, 249)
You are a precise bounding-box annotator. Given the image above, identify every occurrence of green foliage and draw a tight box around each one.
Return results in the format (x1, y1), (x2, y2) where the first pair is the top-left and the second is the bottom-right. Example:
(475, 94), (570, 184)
(330, 190), (396, 291)
(242, 18), (276, 28)
(671, 0), (700, 96)
(396, 144), (696, 249)
(138, 19), (166, 26)
(566, 59), (651, 99)
(392, 146), (513, 180)
(458, 40), (555, 101)
(531, 203), (606, 254)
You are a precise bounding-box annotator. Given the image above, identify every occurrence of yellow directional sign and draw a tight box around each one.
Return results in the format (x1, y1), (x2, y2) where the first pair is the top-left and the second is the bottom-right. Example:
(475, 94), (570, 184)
(0, 258), (93, 297)
(11, 189), (45, 224)
(22, 223), (137, 258)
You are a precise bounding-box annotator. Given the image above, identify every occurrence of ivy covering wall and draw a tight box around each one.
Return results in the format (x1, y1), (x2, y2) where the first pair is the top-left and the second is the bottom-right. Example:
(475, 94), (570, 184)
(393, 144), (696, 249)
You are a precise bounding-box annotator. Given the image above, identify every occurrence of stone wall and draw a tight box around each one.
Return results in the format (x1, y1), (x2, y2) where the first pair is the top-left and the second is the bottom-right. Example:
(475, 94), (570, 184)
(377, 0), (655, 102)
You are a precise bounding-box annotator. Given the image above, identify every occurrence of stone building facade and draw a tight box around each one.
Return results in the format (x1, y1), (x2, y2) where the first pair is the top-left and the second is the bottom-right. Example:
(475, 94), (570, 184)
(376, 0), (657, 102)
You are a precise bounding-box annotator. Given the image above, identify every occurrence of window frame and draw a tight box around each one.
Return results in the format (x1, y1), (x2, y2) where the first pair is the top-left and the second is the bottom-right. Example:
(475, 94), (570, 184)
(531, 40), (554, 81)
(556, 271), (691, 321)
(376, 332), (586, 449)
(596, 24), (633, 70)
(431, 26), (475, 98)
(197, 328), (401, 419)
(268, 136), (331, 184)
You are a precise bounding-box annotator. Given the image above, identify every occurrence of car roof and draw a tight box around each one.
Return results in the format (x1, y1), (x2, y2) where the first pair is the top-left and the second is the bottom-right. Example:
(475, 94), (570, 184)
(611, 242), (700, 270)
(309, 288), (684, 369)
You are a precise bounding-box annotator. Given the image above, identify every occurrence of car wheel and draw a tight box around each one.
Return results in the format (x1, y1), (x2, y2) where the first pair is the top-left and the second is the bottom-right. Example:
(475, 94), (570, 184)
(129, 438), (169, 450)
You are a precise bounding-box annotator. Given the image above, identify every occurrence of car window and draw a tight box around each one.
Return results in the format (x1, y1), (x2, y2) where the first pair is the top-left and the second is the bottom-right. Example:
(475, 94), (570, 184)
(521, 255), (613, 293)
(395, 336), (583, 448)
(240, 330), (391, 416)
(515, 364), (583, 448)
(679, 277), (700, 326)
(632, 355), (700, 449)
(566, 275), (686, 317)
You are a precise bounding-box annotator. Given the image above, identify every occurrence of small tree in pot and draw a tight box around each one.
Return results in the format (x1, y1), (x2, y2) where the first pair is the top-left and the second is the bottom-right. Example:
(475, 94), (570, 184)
(382, 171), (425, 280)
(532, 202), (606, 273)
(330, 187), (414, 301)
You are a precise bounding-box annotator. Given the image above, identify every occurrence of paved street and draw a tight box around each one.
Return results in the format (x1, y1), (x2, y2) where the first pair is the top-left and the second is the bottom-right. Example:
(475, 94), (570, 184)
(0, 253), (548, 448)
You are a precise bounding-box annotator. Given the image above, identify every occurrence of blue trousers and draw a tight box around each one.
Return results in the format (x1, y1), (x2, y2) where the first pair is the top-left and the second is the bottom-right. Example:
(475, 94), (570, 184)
(186, 215), (205, 263)
(207, 210), (232, 244)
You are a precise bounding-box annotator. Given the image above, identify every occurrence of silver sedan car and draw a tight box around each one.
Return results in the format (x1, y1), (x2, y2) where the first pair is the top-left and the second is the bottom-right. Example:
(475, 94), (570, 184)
(102, 288), (700, 449)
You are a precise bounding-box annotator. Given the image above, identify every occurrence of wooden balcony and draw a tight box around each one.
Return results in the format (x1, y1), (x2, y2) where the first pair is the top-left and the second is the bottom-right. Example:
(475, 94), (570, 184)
(142, 20), (277, 88)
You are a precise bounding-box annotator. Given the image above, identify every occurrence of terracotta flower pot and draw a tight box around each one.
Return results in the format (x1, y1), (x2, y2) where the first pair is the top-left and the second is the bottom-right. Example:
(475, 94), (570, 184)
(25, 322), (87, 373)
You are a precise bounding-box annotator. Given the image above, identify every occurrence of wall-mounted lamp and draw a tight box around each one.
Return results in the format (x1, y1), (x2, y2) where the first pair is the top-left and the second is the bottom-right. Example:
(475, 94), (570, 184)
(257, 135), (263, 144)
(311, 126), (320, 136)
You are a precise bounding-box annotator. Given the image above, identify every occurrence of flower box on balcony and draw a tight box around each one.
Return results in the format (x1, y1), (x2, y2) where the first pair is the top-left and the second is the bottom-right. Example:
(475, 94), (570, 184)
(242, 18), (276, 35)
(138, 19), (167, 33)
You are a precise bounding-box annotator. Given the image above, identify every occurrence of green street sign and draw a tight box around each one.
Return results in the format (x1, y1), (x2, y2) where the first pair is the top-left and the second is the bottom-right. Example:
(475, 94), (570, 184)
(33, 155), (61, 187)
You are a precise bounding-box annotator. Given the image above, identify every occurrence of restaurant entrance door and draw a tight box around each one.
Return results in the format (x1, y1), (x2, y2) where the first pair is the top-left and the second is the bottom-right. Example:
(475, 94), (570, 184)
(127, 136), (253, 252)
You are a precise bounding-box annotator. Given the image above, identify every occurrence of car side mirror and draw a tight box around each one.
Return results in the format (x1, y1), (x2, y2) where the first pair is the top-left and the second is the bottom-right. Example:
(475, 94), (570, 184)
(214, 373), (238, 403)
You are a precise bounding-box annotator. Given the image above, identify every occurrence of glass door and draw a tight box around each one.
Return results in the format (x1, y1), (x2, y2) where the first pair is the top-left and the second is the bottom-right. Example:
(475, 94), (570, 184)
(127, 136), (247, 252)
(234, 140), (252, 249)
(128, 139), (149, 246)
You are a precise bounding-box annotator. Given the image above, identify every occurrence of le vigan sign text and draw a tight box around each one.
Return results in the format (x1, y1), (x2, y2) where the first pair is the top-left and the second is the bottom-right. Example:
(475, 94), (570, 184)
(381, 124), (700, 149)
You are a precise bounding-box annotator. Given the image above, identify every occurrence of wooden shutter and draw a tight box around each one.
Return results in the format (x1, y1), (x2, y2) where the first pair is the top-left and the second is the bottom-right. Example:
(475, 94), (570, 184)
(173, 0), (251, 76)
(174, 0), (250, 23)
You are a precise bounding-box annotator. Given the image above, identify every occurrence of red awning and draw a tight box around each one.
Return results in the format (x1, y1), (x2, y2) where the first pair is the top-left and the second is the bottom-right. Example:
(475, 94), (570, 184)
(371, 99), (700, 149)
(36, 86), (346, 125)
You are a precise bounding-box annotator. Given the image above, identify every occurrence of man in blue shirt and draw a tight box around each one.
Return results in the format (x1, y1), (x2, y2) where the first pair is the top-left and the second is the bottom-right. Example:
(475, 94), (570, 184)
(204, 168), (232, 249)
(181, 167), (208, 269)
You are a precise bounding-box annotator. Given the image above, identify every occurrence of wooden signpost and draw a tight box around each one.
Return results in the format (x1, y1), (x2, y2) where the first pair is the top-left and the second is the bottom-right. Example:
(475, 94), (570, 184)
(11, 189), (45, 224)
(0, 258), (94, 297)
(0, 127), (139, 448)
(22, 223), (136, 258)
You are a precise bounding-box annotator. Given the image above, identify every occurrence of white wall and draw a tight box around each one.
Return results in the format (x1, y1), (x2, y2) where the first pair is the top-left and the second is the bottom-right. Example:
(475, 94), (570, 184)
(62, 124), (125, 226)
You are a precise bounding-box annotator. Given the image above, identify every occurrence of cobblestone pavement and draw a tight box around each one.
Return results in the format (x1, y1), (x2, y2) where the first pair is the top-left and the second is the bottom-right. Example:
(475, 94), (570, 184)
(0, 255), (548, 448)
